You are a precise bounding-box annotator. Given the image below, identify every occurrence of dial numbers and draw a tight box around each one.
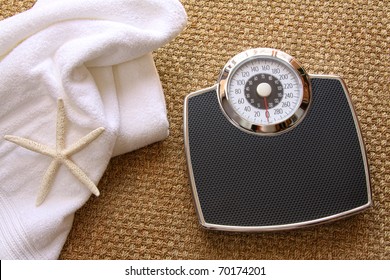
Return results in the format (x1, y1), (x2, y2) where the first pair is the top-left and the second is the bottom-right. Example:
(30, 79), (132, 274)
(227, 57), (303, 125)
(218, 48), (311, 135)
(244, 73), (283, 109)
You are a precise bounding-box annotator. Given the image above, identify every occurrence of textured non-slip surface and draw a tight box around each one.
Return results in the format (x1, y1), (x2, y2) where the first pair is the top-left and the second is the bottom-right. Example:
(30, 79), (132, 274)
(187, 78), (369, 227)
(2, 0), (389, 259)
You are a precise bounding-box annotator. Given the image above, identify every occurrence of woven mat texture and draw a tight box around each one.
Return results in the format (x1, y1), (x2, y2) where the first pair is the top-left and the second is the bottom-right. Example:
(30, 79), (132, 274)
(2, 0), (389, 259)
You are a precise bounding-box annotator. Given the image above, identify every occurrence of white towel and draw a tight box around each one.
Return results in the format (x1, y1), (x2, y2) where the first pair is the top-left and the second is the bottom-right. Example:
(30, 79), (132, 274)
(0, 0), (187, 259)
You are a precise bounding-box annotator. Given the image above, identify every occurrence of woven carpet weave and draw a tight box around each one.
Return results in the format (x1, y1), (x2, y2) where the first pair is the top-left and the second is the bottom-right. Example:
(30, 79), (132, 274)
(1, 0), (389, 259)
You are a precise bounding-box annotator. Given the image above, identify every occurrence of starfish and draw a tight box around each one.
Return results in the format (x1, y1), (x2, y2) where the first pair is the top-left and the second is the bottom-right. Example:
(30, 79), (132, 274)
(4, 99), (105, 206)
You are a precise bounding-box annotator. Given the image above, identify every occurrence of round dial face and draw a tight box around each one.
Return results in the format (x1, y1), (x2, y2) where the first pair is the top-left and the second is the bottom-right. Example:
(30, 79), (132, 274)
(218, 48), (311, 135)
(228, 58), (302, 125)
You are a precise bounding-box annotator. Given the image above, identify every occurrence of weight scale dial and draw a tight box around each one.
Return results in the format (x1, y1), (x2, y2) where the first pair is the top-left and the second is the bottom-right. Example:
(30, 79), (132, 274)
(218, 48), (311, 134)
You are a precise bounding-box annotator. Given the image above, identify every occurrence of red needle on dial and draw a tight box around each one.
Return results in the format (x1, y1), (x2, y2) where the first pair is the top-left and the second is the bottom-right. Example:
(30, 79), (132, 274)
(257, 82), (272, 123)
(264, 97), (270, 123)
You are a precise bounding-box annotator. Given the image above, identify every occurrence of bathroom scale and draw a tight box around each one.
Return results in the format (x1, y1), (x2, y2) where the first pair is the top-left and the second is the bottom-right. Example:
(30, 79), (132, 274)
(183, 48), (372, 231)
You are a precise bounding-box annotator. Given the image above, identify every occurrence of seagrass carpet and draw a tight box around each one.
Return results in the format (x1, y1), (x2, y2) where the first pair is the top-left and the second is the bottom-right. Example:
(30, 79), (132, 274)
(1, 0), (389, 259)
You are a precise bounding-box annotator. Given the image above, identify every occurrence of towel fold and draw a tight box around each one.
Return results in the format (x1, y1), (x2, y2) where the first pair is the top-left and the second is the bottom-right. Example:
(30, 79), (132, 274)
(0, 0), (187, 259)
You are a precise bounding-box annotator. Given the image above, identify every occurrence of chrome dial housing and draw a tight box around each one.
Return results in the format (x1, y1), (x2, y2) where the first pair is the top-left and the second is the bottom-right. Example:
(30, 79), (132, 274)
(217, 48), (311, 135)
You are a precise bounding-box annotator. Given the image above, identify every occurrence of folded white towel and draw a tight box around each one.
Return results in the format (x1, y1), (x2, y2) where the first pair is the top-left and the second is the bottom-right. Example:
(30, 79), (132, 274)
(0, 0), (187, 259)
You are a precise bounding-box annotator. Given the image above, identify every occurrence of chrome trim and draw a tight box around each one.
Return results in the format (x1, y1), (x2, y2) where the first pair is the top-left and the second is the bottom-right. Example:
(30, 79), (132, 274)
(183, 75), (372, 232)
(217, 48), (312, 136)
(184, 85), (217, 227)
